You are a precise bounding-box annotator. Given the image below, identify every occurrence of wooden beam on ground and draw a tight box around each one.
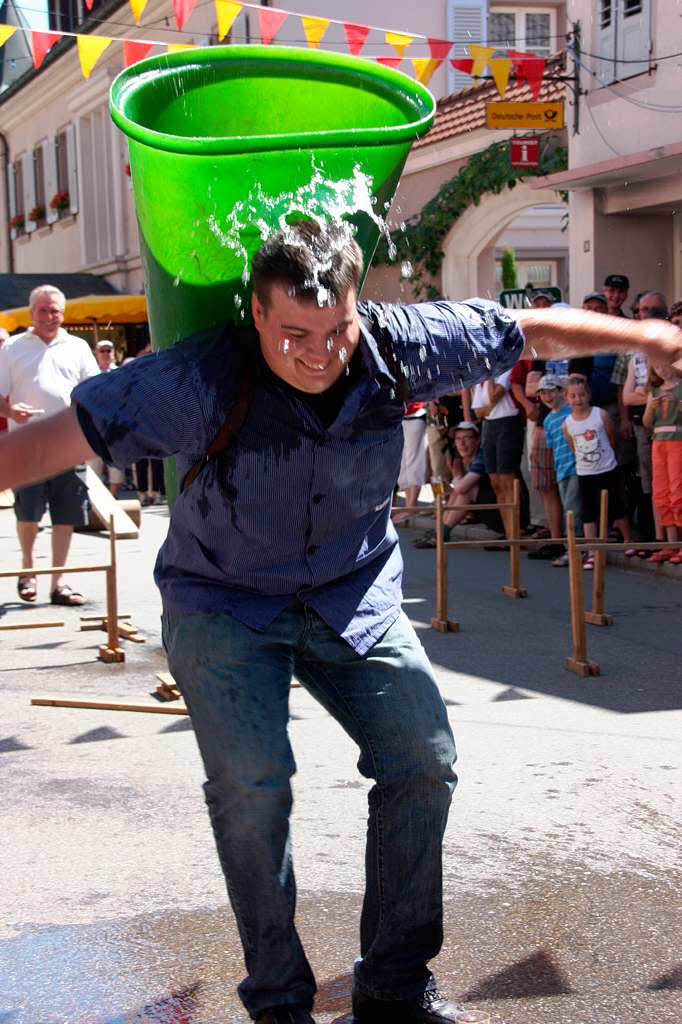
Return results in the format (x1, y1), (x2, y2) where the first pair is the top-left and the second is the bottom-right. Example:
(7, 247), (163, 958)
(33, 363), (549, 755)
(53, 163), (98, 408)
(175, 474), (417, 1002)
(32, 697), (188, 715)
(0, 620), (65, 630)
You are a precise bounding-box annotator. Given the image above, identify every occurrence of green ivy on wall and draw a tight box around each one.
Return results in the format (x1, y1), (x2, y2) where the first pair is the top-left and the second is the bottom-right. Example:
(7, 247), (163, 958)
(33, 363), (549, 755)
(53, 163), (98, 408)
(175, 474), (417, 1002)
(374, 139), (568, 300)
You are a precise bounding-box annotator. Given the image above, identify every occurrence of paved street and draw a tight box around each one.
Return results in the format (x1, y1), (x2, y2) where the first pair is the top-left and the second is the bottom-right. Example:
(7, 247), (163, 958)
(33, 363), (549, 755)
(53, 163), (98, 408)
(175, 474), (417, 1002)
(1, 503), (681, 1024)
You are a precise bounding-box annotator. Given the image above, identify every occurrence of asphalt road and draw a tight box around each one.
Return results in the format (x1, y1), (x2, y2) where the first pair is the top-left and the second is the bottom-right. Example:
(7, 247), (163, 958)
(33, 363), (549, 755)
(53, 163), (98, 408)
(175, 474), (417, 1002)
(1, 503), (680, 1024)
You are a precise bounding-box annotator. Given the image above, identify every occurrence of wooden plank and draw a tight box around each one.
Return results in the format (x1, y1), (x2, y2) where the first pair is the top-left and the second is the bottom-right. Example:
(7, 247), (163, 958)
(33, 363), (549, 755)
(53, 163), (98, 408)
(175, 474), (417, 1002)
(84, 464), (138, 538)
(0, 620), (64, 630)
(32, 696), (188, 715)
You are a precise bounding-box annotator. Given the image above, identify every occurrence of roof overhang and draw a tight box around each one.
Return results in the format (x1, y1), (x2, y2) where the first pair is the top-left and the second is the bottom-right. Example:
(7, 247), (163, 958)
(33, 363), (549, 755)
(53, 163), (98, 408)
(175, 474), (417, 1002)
(0, 294), (147, 332)
(529, 140), (682, 191)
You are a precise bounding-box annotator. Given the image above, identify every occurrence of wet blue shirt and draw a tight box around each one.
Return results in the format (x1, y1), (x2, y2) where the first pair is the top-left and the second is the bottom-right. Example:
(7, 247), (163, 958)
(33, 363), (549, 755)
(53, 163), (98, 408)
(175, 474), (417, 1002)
(73, 298), (524, 654)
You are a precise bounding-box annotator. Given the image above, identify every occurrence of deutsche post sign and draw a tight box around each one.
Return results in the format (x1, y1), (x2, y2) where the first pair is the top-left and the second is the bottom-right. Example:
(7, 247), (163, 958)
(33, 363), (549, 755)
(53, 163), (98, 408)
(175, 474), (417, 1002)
(486, 102), (565, 130)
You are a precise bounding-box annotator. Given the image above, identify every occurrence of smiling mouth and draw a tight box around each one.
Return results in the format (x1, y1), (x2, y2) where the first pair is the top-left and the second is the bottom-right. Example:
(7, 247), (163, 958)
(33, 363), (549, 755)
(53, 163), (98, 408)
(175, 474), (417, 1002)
(298, 358), (329, 372)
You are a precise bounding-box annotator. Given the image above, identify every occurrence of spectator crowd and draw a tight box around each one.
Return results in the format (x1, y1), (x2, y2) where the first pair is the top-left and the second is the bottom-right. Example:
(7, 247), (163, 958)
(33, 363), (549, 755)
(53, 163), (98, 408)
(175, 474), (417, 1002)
(405, 274), (682, 568)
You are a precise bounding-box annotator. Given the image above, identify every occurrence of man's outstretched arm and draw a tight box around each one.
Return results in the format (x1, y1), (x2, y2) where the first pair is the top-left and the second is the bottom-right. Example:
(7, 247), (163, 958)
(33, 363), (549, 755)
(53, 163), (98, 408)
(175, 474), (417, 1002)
(0, 406), (96, 491)
(514, 308), (682, 372)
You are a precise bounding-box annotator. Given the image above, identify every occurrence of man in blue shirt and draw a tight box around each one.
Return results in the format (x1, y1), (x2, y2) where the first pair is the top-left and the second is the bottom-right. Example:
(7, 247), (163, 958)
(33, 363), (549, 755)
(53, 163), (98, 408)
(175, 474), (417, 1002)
(2, 222), (682, 1024)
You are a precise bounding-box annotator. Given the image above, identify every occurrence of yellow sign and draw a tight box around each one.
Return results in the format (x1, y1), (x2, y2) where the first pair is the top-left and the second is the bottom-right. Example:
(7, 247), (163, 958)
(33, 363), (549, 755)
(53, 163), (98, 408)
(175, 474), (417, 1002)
(486, 101), (565, 130)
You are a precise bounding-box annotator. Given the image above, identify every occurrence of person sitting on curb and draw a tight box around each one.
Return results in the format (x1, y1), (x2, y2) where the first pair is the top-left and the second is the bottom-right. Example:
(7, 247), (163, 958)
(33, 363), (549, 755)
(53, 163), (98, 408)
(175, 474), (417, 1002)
(414, 422), (503, 548)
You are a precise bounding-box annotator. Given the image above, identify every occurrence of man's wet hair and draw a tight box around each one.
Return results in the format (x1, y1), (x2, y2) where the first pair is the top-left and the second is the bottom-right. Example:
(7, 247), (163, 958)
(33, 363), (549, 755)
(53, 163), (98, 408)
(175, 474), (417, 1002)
(252, 220), (364, 309)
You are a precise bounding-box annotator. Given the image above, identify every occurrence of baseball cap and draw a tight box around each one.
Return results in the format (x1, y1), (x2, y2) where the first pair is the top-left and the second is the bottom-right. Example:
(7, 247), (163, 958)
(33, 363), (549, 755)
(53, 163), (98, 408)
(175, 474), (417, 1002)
(96, 339), (114, 350)
(537, 374), (562, 390)
(583, 291), (607, 305)
(604, 274), (629, 290)
(454, 420), (479, 433)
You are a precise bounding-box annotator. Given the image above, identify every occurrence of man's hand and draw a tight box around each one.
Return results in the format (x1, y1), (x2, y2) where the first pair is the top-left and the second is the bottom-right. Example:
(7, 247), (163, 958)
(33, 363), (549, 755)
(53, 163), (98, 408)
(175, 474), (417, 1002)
(9, 402), (45, 424)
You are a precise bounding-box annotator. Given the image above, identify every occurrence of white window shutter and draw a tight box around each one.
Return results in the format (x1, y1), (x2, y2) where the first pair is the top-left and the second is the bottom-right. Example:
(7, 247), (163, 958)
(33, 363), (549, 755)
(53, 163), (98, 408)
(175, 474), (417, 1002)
(618, 0), (650, 79)
(45, 137), (59, 225)
(66, 123), (79, 215)
(7, 162), (16, 239)
(23, 153), (36, 232)
(594, 0), (617, 85)
(447, 0), (488, 95)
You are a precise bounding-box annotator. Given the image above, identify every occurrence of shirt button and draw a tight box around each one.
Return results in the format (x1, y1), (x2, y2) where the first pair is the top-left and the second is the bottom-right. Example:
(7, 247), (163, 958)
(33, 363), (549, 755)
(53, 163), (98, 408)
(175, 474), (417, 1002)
(312, 493), (324, 503)
(307, 544), (318, 556)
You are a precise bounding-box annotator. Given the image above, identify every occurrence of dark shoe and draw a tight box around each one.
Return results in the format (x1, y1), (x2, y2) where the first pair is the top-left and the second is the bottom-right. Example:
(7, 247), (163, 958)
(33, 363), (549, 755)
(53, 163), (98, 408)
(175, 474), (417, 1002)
(255, 1006), (316, 1023)
(17, 575), (37, 602)
(50, 584), (85, 606)
(336, 989), (492, 1023)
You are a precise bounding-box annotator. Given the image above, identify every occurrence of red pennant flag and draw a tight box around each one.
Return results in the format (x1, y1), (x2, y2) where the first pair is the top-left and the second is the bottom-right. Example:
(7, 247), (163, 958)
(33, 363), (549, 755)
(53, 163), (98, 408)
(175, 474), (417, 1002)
(31, 31), (61, 70)
(377, 56), (402, 69)
(123, 40), (154, 67)
(343, 22), (370, 56)
(84, 0), (94, 9)
(510, 50), (546, 100)
(450, 58), (474, 75)
(428, 38), (452, 60)
(173, 0), (197, 30)
(259, 8), (287, 44)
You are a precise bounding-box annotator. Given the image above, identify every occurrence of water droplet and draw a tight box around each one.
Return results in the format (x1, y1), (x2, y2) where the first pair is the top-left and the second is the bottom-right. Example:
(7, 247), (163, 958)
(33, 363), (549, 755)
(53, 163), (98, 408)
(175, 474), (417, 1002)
(339, 346), (348, 364)
(400, 261), (413, 279)
(173, 276), (180, 287)
(282, 338), (290, 354)
(418, 345), (427, 362)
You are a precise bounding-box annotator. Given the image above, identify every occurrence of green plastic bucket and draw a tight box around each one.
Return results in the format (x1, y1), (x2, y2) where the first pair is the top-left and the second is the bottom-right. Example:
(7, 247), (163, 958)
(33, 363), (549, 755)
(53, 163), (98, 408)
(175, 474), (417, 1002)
(110, 45), (434, 345)
(110, 45), (434, 499)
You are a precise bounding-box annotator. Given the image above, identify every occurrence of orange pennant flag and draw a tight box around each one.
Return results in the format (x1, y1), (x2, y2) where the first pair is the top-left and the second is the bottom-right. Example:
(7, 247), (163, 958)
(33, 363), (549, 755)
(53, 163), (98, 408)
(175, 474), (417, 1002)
(31, 31), (62, 70)
(489, 57), (512, 98)
(215, 0), (242, 40)
(123, 40), (154, 66)
(301, 16), (329, 49)
(259, 8), (287, 45)
(167, 43), (195, 52)
(469, 44), (494, 78)
(377, 56), (402, 69)
(385, 31), (412, 60)
(411, 58), (442, 86)
(77, 34), (112, 79)
(129, 0), (148, 24)
(0, 25), (17, 47)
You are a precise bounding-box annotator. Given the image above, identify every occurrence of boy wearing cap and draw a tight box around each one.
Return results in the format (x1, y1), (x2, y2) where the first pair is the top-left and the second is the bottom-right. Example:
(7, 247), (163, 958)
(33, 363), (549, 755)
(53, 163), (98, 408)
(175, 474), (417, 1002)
(541, 376), (580, 566)
(603, 274), (629, 318)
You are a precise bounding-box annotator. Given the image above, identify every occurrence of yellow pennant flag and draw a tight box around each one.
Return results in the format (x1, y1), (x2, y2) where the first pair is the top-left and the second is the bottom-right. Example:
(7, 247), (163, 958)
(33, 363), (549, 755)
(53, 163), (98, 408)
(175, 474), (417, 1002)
(469, 44), (494, 78)
(489, 57), (512, 98)
(301, 16), (329, 49)
(77, 34), (113, 79)
(0, 25), (17, 47)
(167, 43), (195, 52)
(215, 0), (241, 41)
(411, 58), (442, 86)
(385, 31), (413, 59)
(129, 0), (148, 23)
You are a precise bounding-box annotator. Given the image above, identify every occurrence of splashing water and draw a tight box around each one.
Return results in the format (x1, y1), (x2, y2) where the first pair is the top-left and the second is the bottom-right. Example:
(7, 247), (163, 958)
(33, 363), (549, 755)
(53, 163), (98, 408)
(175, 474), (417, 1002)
(206, 157), (397, 302)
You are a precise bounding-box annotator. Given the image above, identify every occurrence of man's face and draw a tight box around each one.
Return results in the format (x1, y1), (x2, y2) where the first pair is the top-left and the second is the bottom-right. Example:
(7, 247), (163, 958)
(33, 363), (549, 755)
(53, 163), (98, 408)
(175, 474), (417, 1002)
(454, 430), (479, 461)
(252, 284), (360, 394)
(603, 285), (627, 312)
(670, 311), (682, 329)
(531, 295), (553, 309)
(582, 298), (607, 314)
(639, 294), (667, 319)
(96, 344), (114, 370)
(31, 293), (64, 342)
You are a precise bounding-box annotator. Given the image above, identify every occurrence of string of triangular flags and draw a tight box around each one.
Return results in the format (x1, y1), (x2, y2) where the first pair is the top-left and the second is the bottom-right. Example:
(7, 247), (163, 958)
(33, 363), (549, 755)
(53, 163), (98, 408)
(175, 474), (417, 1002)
(0, 6), (546, 94)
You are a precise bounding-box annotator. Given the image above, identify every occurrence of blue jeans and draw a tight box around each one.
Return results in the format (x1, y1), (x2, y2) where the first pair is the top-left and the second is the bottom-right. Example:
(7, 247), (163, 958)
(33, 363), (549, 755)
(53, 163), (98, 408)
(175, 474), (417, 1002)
(162, 602), (457, 1018)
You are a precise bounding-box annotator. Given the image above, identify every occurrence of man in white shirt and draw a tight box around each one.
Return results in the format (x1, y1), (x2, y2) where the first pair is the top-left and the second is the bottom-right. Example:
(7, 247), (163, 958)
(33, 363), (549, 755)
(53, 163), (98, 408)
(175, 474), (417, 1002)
(0, 285), (99, 604)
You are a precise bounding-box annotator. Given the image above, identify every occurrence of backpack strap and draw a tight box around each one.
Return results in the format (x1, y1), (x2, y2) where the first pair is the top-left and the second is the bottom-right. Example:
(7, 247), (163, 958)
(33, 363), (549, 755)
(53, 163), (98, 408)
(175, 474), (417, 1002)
(180, 347), (254, 495)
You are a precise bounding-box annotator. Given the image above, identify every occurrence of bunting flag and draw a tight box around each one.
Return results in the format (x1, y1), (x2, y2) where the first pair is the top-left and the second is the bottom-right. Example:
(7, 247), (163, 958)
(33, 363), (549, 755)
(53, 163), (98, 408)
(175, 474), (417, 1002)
(0, 25), (16, 47)
(428, 37), (452, 60)
(489, 57), (512, 98)
(468, 44), (494, 78)
(31, 31), (62, 70)
(173, 0), (197, 32)
(84, 0), (94, 10)
(343, 22), (370, 56)
(450, 58), (473, 75)
(376, 55), (401, 69)
(509, 50), (545, 100)
(123, 39), (153, 66)
(129, 0), (148, 25)
(301, 15), (329, 49)
(77, 34), (112, 78)
(259, 8), (287, 44)
(412, 57), (442, 86)
(167, 43), (195, 51)
(385, 31), (412, 60)
(215, 0), (242, 41)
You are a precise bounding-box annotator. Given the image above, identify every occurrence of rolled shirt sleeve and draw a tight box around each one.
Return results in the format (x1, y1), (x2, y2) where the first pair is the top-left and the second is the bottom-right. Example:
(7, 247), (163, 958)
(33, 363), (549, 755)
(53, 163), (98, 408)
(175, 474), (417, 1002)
(358, 297), (525, 402)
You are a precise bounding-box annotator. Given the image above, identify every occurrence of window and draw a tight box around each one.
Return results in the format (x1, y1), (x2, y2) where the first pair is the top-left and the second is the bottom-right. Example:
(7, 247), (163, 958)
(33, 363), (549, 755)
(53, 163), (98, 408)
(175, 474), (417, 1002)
(12, 160), (23, 217)
(595, 0), (650, 84)
(488, 7), (555, 58)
